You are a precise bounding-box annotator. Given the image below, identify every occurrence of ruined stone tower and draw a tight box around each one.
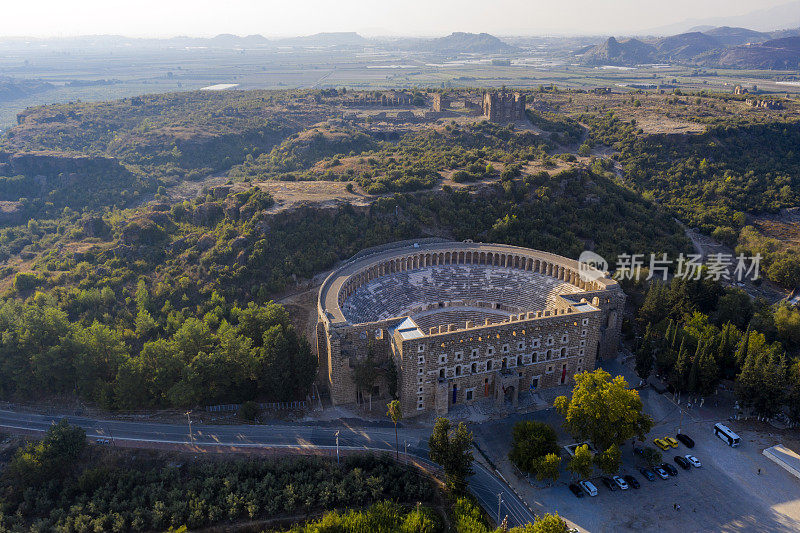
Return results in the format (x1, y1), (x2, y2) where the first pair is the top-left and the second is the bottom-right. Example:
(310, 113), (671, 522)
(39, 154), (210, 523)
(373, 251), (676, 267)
(482, 91), (526, 123)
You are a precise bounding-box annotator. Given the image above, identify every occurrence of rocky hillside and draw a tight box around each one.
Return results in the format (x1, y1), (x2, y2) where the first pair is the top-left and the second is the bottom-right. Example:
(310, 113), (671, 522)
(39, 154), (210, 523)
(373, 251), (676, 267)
(0, 78), (54, 103)
(654, 32), (722, 61)
(579, 37), (656, 65)
(703, 26), (769, 46)
(578, 26), (800, 68)
(725, 37), (800, 69)
(391, 32), (517, 54)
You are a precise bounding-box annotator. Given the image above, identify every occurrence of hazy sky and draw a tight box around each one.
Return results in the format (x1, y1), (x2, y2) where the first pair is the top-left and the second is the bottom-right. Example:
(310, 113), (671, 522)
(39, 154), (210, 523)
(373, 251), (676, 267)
(0, 0), (791, 37)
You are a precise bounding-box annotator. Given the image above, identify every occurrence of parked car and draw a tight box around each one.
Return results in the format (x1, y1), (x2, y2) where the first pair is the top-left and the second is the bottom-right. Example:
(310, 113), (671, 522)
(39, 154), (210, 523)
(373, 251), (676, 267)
(664, 437), (679, 448)
(569, 483), (585, 498)
(674, 455), (692, 470)
(661, 462), (679, 476)
(95, 438), (110, 445)
(623, 474), (641, 489)
(613, 475), (629, 490)
(676, 433), (695, 448)
(601, 476), (617, 491)
(639, 467), (656, 481)
(579, 480), (598, 496)
(653, 438), (671, 451)
(654, 466), (670, 479)
(685, 454), (702, 468)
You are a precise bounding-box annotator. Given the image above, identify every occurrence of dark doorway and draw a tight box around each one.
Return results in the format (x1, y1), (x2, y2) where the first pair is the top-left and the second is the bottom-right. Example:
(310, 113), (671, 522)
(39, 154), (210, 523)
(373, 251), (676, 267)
(504, 385), (515, 403)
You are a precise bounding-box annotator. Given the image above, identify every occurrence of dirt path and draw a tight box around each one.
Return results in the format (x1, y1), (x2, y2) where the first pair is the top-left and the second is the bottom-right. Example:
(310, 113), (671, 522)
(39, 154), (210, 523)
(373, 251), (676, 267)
(680, 222), (785, 303)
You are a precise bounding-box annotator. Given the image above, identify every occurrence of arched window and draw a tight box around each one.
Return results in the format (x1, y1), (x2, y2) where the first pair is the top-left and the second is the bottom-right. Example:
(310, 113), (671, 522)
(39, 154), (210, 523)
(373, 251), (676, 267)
(439, 369), (445, 379)
(471, 363), (477, 373)
(455, 365), (461, 376)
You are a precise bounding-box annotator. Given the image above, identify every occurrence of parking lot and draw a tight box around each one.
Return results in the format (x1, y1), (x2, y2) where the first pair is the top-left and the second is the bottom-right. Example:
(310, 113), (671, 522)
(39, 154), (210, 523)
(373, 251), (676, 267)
(472, 385), (800, 532)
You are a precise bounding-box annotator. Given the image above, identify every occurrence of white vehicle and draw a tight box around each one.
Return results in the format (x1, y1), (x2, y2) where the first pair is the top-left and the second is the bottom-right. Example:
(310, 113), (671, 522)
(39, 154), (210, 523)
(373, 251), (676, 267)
(612, 475), (629, 490)
(685, 454), (701, 468)
(714, 423), (741, 447)
(579, 480), (598, 496)
(654, 466), (669, 479)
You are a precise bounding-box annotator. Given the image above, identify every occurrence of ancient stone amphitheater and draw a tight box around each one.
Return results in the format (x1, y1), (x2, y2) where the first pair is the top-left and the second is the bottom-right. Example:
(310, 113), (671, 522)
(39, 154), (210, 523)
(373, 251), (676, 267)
(317, 241), (625, 416)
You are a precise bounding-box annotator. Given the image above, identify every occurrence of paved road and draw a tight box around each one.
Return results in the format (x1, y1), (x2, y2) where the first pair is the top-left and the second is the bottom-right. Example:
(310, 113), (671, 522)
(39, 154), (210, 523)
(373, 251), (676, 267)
(0, 409), (535, 528)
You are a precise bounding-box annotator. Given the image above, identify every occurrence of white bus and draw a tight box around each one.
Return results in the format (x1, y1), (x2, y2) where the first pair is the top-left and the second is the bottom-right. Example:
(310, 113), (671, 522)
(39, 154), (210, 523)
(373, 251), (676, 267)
(714, 423), (741, 447)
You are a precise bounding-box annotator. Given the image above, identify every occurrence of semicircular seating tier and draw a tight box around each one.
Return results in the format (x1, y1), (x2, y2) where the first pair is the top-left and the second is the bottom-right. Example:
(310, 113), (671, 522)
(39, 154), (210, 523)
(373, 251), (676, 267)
(341, 264), (582, 326)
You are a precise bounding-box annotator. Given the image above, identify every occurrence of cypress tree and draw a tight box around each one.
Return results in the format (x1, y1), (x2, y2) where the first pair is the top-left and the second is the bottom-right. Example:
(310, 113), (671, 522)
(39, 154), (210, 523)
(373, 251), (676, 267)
(671, 337), (689, 393)
(670, 318), (679, 349)
(697, 340), (719, 396)
(664, 319), (674, 348)
(688, 338), (703, 394)
(735, 345), (760, 412)
(636, 323), (654, 380)
(735, 326), (751, 368)
(757, 352), (788, 418)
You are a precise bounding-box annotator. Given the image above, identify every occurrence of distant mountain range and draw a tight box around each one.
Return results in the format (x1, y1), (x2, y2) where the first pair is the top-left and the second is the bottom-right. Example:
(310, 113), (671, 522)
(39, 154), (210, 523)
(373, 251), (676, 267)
(0, 31), (515, 55)
(386, 32), (517, 54)
(645, 0), (800, 35)
(578, 26), (800, 69)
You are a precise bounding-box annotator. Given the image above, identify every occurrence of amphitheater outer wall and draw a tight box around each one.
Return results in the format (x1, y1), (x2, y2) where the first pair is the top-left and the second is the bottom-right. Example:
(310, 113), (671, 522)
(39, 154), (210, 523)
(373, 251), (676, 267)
(316, 241), (625, 416)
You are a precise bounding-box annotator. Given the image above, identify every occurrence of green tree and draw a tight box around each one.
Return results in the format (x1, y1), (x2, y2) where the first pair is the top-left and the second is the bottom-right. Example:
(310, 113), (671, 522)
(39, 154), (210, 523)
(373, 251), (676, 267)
(735, 325), (751, 367)
(353, 354), (380, 409)
(787, 361), (800, 424)
(687, 338), (703, 393)
(554, 369), (652, 451)
(6, 419), (86, 488)
(637, 282), (669, 328)
(12, 272), (41, 293)
(233, 301), (291, 346)
(452, 497), (491, 533)
(713, 289), (753, 330)
(74, 321), (129, 405)
(387, 400), (402, 460)
(594, 444), (621, 474)
(428, 417), (474, 494)
(508, 421), (559, 475)
(735, 336), (787, 418)
(641, 446), (662, 467)
(767, 256), (800, 289)
(258, 323), (316, 401)
(522, 513), (569, 533)
(534, 453), (562, 485)
(134, 308), (158, 337)
(635, 323), (654, 380)
(696, 341), (719, 396)
(238, 401), (260, 422)
(774, 304), (800, 348)
(717, 322), (740, 379)
(670, 337), (690, 393)
(567, 444), (594, 480)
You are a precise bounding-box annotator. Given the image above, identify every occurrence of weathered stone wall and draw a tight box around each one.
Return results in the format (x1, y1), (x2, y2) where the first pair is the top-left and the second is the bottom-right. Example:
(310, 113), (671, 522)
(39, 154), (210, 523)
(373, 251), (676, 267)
(482, 91), (526, 123)
(570, 289), (626, 360)
(393, 305), (601, 416)
(326, 318), (404, 405)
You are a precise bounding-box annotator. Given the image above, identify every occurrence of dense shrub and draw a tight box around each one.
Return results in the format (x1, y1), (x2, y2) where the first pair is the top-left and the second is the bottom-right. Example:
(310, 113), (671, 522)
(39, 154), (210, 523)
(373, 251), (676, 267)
(0, 442), (435, 532)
